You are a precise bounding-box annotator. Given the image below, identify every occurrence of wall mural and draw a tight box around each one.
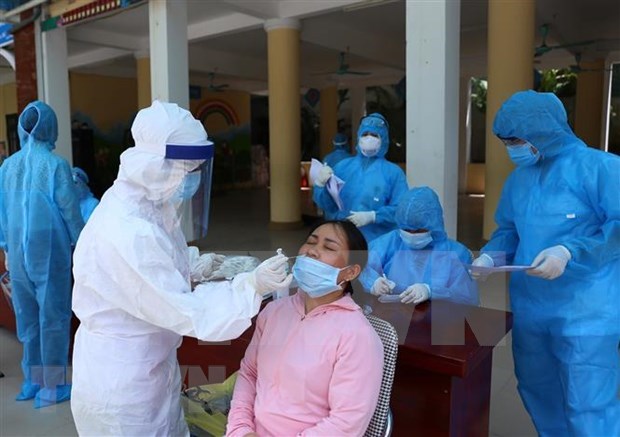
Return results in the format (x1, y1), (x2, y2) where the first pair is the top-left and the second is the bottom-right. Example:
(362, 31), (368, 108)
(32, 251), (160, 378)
(195, 99), (251, 191)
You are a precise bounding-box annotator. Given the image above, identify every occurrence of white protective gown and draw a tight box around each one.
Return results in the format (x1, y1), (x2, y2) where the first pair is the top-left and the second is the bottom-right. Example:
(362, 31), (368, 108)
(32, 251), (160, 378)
(70, 102), (262, 436)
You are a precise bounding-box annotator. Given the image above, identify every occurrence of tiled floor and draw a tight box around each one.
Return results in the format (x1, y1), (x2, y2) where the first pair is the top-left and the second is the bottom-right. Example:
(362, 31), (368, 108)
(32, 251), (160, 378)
(0, 188), (536, 436)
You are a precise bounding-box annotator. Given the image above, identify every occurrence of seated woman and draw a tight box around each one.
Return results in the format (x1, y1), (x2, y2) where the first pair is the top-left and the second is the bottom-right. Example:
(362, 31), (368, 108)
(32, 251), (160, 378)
(226, 221), (384, 437)
(360, 186), (479, 306)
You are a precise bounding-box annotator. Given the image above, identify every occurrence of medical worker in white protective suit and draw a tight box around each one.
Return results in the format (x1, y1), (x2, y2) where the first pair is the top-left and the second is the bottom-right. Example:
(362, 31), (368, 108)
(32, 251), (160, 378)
(70, 101), (292, 436)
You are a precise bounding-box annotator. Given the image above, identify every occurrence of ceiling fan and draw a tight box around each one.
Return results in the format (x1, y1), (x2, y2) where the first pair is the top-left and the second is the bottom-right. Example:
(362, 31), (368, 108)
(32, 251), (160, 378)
(313, 50), (372, 76)
(534, 23), (598, 58)
(207, 71), (230, 92)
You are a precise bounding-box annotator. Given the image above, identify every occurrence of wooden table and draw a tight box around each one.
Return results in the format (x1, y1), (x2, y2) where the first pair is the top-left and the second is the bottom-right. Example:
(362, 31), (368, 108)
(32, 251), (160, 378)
(178, 295), (513, 437)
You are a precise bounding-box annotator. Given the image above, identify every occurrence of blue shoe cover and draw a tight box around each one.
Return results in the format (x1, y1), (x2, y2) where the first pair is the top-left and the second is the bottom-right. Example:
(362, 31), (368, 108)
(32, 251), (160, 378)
(34, 384), (71, 409)
(15, 381), (41, 401)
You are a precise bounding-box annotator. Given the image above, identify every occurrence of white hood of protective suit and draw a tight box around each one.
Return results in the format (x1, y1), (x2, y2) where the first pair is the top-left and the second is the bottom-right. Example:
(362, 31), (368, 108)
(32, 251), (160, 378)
(117, 100), (211, 203)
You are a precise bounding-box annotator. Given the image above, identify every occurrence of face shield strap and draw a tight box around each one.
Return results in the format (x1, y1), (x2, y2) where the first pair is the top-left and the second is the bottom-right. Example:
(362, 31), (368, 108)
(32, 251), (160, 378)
(165, 143), (214, 160)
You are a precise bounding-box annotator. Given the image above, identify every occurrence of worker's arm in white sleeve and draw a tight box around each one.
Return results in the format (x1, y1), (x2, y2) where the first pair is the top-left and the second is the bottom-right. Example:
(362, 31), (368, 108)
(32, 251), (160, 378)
(74, 228), (262, 342)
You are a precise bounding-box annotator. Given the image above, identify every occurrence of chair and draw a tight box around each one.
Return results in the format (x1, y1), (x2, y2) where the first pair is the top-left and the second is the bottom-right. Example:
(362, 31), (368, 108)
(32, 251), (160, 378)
(364, 313), (398, 437)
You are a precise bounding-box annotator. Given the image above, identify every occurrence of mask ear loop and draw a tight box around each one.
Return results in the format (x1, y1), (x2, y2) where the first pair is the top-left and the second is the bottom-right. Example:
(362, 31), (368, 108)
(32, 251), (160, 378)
(337, 265), (355, 289)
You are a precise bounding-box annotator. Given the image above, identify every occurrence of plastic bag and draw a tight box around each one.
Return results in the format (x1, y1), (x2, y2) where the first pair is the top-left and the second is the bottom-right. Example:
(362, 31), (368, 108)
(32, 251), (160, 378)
(206, 256), (261, 281)
(182, 372), (238, 437)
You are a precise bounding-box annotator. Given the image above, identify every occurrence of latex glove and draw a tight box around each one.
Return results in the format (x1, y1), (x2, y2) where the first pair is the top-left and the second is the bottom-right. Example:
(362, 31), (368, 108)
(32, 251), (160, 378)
(470, 253), (494, 281)
(371, 276), (395, 296)
(191, 253), (226, 283)
(347, 210), (376, 228)
(400, 284), (430, 305)
(249, 253), (293, 296)
(528, 245), (571, 280)
(314, 165), (333, 188)
(3, 251), (7, 272)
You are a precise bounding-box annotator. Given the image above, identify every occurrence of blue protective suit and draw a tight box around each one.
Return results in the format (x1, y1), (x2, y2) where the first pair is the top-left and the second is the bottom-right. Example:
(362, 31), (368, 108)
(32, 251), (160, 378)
(0, 101), (84, 407)
(72, 167), (99, 222)
(313, 114), (408, 242)
(360, 187), (479, 305)
(323, 133), (351, 168)
(482, 91), (620, 436)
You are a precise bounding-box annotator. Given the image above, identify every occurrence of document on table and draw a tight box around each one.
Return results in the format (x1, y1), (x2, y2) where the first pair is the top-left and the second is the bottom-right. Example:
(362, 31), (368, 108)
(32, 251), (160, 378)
(310, 158), (346, 211)
(465, 264), (534, 274)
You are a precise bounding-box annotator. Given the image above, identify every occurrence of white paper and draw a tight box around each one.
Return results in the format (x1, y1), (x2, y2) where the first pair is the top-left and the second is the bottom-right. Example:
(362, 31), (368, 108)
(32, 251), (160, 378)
(378, 294), (402, 303)
(326, 175), (345, 211)
(310, 158), (346, 211)
(465, 264), (534, 274)
(309, 158), (323, 184)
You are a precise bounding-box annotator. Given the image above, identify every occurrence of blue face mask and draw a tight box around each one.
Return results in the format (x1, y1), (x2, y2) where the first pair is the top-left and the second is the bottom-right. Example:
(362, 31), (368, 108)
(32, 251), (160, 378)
(399, 230), (433, 249)
(173, 171), (201, 200)
(506, 143), (540, 167)
(292, 256), (347, 298)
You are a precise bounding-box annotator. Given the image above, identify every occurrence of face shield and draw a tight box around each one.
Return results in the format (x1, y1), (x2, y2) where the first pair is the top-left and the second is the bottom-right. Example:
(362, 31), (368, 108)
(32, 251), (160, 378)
(166, 142), (214, 242)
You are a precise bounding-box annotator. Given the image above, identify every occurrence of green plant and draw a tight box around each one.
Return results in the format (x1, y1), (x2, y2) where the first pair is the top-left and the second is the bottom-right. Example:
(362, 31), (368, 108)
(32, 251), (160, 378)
(471, 78), (488, 113)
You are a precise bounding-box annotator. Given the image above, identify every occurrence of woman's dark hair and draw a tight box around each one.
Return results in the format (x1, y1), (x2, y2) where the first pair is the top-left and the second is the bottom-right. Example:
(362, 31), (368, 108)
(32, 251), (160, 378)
(305, 220), (368, 295)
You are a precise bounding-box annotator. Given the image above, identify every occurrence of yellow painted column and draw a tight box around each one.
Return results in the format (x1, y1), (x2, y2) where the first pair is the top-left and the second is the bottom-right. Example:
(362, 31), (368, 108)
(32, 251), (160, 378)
(319, 86), (338, 159)
(265, 18), (302, 228)
(0, 83), (17, 147)
(483, 0), (535, 239)
(135, 54), (151, 109)
(574, 59), (605, 148)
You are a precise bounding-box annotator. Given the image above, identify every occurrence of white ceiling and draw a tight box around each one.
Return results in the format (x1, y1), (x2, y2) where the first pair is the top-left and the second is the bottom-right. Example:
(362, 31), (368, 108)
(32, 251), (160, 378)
(1, 0), (620, 90)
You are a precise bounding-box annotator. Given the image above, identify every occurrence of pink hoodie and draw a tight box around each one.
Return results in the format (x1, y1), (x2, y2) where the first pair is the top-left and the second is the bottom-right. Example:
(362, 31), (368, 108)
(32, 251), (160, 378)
(226, 292), (384, 437)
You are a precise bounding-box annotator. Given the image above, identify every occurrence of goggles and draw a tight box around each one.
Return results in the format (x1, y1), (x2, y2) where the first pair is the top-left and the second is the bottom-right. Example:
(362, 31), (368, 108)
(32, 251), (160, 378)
(499, 137), (526, 146)
(360, 114), (389, 131)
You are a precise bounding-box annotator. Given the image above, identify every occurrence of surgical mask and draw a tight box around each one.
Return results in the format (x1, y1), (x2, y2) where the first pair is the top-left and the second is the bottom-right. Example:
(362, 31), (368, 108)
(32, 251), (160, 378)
(292, 255), (347, 298)
(506, 143), (540, 167)
(399, 230), (433, 249)
(359, 135), (381, 157)
(173, 171), (201, 200)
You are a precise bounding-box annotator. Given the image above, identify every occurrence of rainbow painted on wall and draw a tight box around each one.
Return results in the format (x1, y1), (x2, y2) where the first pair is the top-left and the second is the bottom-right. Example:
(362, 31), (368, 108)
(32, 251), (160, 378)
(195, 100), (240, 127)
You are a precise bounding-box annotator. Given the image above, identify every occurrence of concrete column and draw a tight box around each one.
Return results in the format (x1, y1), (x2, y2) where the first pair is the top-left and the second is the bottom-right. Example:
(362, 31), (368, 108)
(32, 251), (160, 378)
(483, 0), (535, 239)
(40, 27), (72, 164)
(574, 59), (605, 148)
(349, 86), (366, 149)
(406, 0), (461, 238)
(148, 0), (189, 108)
(265, 18), (302, 228)
(319, 85), (338, 159)
(135, 52), (151, 109)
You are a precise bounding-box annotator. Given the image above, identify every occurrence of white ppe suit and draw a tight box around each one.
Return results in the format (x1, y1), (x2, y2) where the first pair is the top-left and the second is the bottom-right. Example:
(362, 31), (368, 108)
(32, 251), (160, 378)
(70, 102), (263, 436)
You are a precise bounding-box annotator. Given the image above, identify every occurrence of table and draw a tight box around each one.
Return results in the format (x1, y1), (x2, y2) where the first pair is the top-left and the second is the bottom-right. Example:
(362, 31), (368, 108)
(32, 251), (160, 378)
(177, 296), (513, 436)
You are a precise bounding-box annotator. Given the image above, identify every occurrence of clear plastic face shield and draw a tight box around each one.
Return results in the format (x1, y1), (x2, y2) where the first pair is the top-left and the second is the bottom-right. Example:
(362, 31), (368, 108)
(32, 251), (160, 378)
(166, 142), (215, 242)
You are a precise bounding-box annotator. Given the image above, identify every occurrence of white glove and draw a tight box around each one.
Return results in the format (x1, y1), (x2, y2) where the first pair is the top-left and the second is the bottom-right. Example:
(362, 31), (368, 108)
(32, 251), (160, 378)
(347, 210), (376, 228)
(400, 283), (430, 305)
(470, 253), (494, 280)
(190, 253), (226, 283)
(314, 165), (333, 188)
(527, 245), (571, 280)
(3, 251), (8, 272)
(371, 276), (395, 296)
(249, 253), (293, 296)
